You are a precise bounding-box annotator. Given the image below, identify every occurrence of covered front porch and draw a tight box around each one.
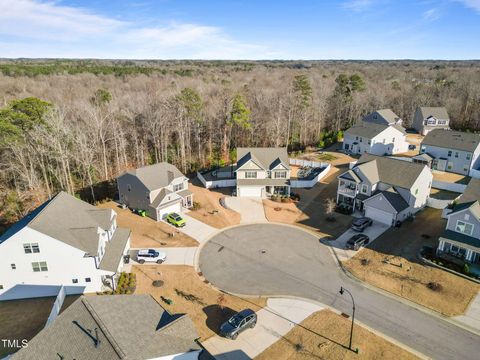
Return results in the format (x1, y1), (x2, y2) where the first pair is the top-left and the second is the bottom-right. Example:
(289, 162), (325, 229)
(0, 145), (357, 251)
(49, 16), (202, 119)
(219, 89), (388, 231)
(266, 185), (290, 196)
(178, 189), (194, 208)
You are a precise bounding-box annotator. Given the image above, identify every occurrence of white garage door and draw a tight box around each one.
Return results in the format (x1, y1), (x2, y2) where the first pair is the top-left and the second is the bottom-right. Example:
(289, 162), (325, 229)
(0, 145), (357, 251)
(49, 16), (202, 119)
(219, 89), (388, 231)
(365, 206), (394, 225)
(238, 186), (263, 197)
(158, 202), (182, 220)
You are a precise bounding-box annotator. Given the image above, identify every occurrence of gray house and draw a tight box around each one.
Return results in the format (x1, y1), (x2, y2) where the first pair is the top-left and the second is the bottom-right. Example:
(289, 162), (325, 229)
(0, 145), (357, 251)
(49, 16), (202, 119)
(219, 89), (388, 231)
(362, 109), (403, 126)
(437, 178), (480, 266)
(420, 129), (480, 175)
(12, 294), (201, 360)
(412, 107), (450, 135)
(337, 154), (432, 225)
(117, 162), (193, 221)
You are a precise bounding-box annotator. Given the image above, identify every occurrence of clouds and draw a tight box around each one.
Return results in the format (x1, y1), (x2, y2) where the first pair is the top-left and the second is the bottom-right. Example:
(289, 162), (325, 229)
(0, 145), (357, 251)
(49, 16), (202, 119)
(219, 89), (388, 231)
(0, 0), (271, 59)
(341, 0), (376, 12)
(423, 7), (441, 21)
(456, 0), (480, 12)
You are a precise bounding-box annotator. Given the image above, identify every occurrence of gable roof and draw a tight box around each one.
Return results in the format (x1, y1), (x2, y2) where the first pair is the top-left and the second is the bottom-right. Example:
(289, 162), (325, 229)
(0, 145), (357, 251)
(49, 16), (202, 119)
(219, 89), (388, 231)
(120, 162), (185, 191)
(353, 154), (428, 189)
(378, 188), (410, 212)
(236, 147), (290, 171)
(339, 169), (361, 183)
(363, 109), (402, 126)
(421, 129), (480, 152)
(12, 295), (200, 360)
(418, 107), (450, 121)
(151, 188), (182, 209)
(1, 192), (113, 255)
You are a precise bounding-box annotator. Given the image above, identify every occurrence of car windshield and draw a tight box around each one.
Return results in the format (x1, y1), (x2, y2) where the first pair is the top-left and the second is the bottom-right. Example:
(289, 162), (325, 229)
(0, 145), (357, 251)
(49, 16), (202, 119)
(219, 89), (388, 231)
(174, 216), (182, 221)
(228, 314), (243, 327)
(171, 213), (179, 217)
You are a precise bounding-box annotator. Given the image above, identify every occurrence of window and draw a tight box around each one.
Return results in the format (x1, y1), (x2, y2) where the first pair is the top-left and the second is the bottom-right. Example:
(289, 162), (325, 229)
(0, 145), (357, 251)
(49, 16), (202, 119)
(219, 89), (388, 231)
(367, 140), (371, 145)
(427, 118), (436, 125)
(438, 120), (447, 125)
(0, 285), (3, 290)
(245, 171), (257, 179)
(173, 183), (184, 192)
(392, 137), (395, 142)
(355, 136), (359, 141)
(359, 137), (362, 143)
(72, 279), (78, 284)
(11, 264), (16, 270)
(23, 243), (39, 254)
(455, 220), (474, 236)
(85, 278), (91, 283)
(420, 146), (426, 153)
(361, 184), (368, 194)
(32, 261), (48, 272)
(466, 153), (471, 160)
(447, 150), (452, 157)
(455, 152), (459, 158)
(465, 214), (470, 221)
(127, 184), (131, 192)
(275, 171), (287, 179)
(32, 243), (39, 253)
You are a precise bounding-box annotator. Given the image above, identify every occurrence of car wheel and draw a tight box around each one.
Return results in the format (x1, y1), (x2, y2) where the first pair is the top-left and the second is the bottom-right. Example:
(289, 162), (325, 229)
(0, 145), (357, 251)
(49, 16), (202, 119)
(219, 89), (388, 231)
(138, 259), (145, 264)
(156, 259), (164, 264)
(250, 321), (256, 328)
(231, 332), (238, 340)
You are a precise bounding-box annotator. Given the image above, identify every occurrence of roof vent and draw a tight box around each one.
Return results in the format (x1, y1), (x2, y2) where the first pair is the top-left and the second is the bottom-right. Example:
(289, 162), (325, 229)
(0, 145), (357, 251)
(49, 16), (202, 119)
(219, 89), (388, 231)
(167, 170), (174, 183)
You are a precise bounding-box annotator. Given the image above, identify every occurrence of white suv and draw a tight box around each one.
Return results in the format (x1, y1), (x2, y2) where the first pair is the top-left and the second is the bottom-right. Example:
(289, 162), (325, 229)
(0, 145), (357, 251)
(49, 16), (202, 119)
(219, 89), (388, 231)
(136, 249), (167, 264)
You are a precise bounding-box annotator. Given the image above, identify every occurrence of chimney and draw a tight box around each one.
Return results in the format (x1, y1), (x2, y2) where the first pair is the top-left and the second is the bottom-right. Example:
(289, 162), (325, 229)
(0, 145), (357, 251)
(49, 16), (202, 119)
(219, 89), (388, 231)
(167, 170), (174, 184)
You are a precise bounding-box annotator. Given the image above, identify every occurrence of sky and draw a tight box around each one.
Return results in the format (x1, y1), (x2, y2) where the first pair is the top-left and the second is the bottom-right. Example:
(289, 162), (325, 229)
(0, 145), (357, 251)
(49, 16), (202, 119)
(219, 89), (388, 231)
(0, 0), (479, 60)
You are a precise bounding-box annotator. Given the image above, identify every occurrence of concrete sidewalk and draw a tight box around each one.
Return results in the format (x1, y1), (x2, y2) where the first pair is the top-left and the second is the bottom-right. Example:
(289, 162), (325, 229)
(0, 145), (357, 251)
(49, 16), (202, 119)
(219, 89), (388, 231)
(224, 197), (267, 224)
(202, 298), (324, 360)
(453, 293), (480, 333)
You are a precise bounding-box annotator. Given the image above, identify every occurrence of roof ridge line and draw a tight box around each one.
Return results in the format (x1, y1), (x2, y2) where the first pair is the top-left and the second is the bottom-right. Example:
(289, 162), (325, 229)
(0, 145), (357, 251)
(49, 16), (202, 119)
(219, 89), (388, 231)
(27, 191), (64, 227)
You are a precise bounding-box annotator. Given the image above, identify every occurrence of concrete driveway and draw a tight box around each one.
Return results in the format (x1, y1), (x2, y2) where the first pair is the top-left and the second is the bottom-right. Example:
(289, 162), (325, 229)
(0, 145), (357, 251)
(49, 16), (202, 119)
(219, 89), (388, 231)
(329, 221), (390, 261)
(164, 213), (217, 243)
(199, 224), (479, 360)
(223, 197), (267, 224)
(129, 247), (197, 266)
(203, 298), (324, 360)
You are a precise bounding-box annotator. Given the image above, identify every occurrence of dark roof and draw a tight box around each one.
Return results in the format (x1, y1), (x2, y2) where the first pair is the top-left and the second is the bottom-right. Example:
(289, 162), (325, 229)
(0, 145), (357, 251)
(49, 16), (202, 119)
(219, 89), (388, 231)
(339, 169), (361, 183)
(99, 227), (131, 272)
(441, 230), (479, 248)
(413, 153), (433, 162)
(346, 121), (405, 138)
(363, 109), (402, 125)
(418, 107), (450, 120)
(120, 162), (185, 191)
(379, 188), (410, 212)
(12, 295), (200, 360)
(458, 178), (480, 205)
(236, 148), (289, 171)
(421, 129), (480, 152)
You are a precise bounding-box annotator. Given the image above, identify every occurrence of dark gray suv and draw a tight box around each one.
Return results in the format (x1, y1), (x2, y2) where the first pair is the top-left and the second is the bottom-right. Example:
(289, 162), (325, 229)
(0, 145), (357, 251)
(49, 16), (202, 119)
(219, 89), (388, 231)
(220, 309), (257, 340)
(351, 217), (373, 232)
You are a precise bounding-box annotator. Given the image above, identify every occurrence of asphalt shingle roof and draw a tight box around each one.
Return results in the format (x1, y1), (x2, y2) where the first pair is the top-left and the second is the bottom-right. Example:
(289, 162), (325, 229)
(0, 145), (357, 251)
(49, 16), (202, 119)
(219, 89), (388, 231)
(236, 147), (290, 171)
(441, 229), (479, 248)
(418, 107), (450, 120)
(363, 109), (402, 125)
(121, 162), (185, 191)
(421, 129), (480, 152)
(346, 121), (405, 139)
(99, 227), (131, 272)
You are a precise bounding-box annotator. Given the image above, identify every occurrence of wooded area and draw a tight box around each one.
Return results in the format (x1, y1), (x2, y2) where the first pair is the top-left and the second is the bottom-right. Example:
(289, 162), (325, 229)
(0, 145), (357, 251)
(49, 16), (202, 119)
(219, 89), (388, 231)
(0, 60), (479, 227)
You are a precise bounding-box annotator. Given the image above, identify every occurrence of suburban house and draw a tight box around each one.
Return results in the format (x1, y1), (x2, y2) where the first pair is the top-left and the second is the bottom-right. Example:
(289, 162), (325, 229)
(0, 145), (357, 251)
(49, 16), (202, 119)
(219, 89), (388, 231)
(420, 129), (480, 175)
(412, 106), (450, 135)
(235, 147), (291, 197)
(343, 121), (409, 155)
(437, 178), (480, 267)
(12, 295), (202, 360)
(117, 162), (193, 221)
(0, 192), (131, 301)
(337, 154), (432, 225)
(362, 109), (403, 126)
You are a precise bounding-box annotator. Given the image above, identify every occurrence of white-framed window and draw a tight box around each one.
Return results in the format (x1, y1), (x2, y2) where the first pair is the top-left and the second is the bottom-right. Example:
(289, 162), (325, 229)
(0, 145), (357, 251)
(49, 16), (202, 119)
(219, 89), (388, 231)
(173, 183), (184, 192)
(466, 153), (471, 160)
(438, 120), (447, 125)
(367, 140), (371, 145)
(455, 152), (459, 158)
(275, 171), (287, 179)
(361, 184), (368, 194)
(427, 118), (436, 125)
(420, 145), (426, 153)
(447, 150), (452, 157)
(32, 261), (48, 272)
(85, 278), (91, 283)
(392, 137), (395, 142)
(455, 220), (474, 236)
(245, 171), (257, 179)
(72, 279), (78, 284)
(23, 243), (40, 254)
(11, 264), (16, 270)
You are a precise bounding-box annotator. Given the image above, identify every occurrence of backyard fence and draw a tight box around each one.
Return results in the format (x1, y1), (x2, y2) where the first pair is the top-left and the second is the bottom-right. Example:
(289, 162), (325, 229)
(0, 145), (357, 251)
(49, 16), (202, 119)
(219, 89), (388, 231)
(197, 171), (236, 189)
(431, 180), (467, 193)
(290, 163), (331, 188)
(44, 285), (66, 328)
(289, 158), (329, 168)
(426, 196), (459, 210)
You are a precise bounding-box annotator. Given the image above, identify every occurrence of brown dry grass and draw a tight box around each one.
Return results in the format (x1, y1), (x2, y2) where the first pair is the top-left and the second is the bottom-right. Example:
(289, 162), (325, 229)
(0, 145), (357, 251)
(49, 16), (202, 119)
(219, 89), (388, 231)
(344, 248), (479, 316)
(187, 183), (241, 229)
(263, 199), (303, 224)
(132, 265), (266, 340)
(98, 201), (198, 248)
(256, 309), (420, 360)
(432, 171), (470, 184)
(297, 149), (356, 166)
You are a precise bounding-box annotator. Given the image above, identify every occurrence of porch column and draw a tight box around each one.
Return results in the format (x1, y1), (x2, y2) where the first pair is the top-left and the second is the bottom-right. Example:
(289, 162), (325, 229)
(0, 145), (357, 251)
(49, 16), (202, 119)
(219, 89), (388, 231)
(437, 239), (444, 251)
(466, 249), (473, 262)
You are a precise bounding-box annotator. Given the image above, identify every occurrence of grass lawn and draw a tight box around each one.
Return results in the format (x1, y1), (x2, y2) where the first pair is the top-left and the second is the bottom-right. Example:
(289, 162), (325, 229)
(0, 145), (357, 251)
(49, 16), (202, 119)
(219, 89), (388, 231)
(187, 182), (241, 229)
(132, 265), (266, 340)
(256, 310), (420, 360)
(0, 295), (79, 357)
(98, 201), (198, 248)
(316, 152), (338, 161)
(343, 208), (479, 316)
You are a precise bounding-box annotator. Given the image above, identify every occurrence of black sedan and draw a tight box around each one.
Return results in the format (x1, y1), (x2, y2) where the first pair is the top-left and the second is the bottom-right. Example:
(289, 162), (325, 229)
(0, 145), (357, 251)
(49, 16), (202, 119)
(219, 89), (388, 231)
(220, 309), (257, 340)
(346, 234), (370, 251)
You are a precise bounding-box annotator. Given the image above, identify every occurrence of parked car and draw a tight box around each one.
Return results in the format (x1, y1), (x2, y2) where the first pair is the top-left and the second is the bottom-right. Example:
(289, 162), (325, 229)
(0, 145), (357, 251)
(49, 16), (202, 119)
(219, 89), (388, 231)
(346, 234), (370, 251)
(136, 249), (167, 264)
(220, 309), (257, 340)
(166, 212), (186, 227)
(408, 144), (416, 150)
(351, 217), (373, 232)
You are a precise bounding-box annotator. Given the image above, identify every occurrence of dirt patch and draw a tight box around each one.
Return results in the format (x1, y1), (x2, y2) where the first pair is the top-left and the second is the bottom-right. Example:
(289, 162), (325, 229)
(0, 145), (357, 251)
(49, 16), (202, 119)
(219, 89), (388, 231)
(432, 171), (470, 184)
(132, 265), (266, 340)
(187, 183), (241, 229)
(98, 201), (198, 248)
(296, 150), (356, 167)
(256, 309), (420, 360)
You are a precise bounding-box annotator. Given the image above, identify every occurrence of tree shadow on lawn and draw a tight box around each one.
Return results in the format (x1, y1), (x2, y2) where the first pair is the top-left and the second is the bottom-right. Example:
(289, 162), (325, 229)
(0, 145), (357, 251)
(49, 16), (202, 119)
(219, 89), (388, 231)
(203, 304), (237, 335)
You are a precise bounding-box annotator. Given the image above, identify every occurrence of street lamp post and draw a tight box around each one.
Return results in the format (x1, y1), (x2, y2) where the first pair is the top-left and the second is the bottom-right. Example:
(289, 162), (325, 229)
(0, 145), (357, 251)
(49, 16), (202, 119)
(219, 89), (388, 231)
(339, 286), (358, 353)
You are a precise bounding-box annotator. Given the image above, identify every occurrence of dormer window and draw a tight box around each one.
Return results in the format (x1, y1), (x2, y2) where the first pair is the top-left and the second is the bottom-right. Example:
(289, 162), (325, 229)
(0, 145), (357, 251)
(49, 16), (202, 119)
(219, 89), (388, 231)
(173, 183), (184, 192)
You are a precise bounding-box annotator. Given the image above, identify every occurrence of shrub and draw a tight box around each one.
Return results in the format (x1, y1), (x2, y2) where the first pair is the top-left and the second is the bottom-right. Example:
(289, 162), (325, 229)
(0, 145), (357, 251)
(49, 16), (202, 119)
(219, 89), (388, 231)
(281, 197), (290, 203)
(192, 201), (201, 210)
(463, 264), (470, 275)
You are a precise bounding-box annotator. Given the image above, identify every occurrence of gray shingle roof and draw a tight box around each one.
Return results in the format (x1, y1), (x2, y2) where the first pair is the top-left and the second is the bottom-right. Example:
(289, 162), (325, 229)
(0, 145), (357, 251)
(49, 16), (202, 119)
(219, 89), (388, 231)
(440, 230), (479, 248)
(121, 162), (185, 191)
(355, 154), (428, 189)
(363, 109), (402, 125)
(458, 178), (480, 205)
(99, 227), (130, 272)
(418, 107), (449, 120)
(339, 169), (361, 183)
(12, 295), (200, 360)
(151, 188), (181, 209)
(421, 129), (480, 152)
(346, 121), (405, 139)
(237, 147), (290, 171)
(378, 188), (410, 212)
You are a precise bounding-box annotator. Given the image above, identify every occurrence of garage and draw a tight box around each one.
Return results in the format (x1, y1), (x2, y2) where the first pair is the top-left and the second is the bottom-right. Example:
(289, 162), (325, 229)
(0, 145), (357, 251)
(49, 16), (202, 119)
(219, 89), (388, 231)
(238, 186), (263, 197)
(364, 206), (395, 225)
(157, 202), (182, 220)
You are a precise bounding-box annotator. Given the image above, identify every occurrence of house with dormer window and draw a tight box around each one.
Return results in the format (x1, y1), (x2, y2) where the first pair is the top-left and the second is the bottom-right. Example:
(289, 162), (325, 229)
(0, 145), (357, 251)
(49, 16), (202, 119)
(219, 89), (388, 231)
(235, 147), (291, 197)
(0, 192), (131, 300)
(412, 107), (450, 135)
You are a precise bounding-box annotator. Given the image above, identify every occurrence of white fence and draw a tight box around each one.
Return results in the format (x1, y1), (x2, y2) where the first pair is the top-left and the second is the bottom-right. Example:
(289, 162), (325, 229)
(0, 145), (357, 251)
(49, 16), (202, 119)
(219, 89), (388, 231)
(431, 180), (467, 193)
(291, 163), (331, 189)
(469, 168), (480, 179)
(289, 158), (329, 168)
(426, 197), (458, 210)
(44, 285), (66, 328)
(197, 171), (236, 189)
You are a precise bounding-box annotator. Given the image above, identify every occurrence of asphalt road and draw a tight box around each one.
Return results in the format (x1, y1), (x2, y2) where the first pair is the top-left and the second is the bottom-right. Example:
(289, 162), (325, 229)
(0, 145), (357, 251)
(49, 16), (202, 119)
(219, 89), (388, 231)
(199, 224), (480, 360)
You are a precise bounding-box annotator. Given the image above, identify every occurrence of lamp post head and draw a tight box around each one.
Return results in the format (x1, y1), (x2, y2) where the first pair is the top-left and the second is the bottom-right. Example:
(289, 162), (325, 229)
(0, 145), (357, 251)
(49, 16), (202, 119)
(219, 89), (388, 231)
(339, 286), (344, 295)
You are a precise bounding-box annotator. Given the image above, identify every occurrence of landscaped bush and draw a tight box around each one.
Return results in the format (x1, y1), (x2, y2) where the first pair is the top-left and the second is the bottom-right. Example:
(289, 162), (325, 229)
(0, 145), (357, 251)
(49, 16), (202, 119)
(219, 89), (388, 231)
(115, 272), (136, 294)
(192, 201), (201, 210)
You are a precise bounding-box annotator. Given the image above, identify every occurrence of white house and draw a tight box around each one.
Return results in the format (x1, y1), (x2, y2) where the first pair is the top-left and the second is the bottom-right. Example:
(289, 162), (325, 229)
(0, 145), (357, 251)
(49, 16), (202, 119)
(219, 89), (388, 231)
(0, 192), (130, 300)
(343, 121), (409, 155)
(337, 154), (432, 225)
